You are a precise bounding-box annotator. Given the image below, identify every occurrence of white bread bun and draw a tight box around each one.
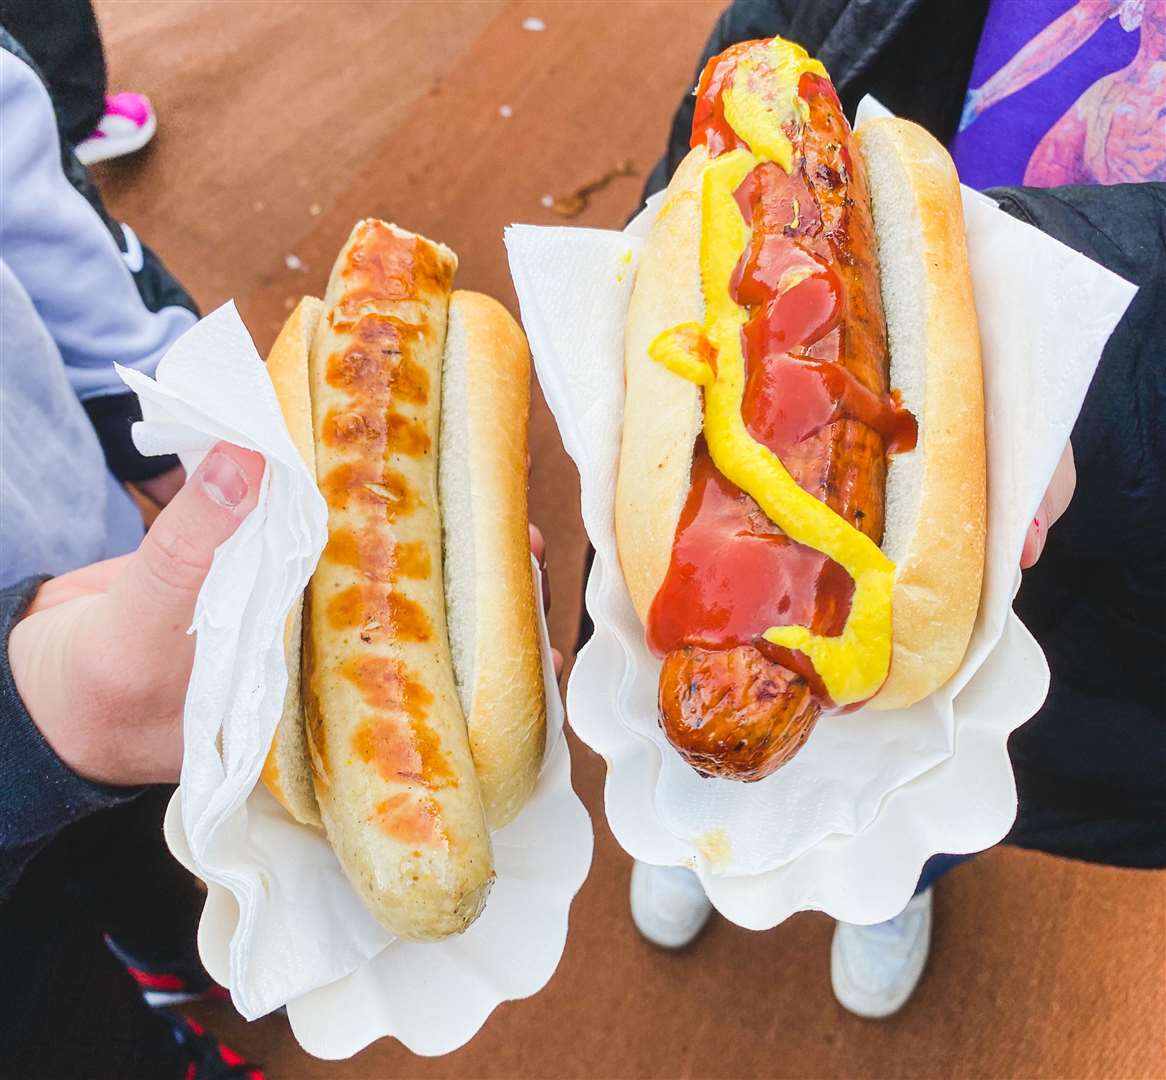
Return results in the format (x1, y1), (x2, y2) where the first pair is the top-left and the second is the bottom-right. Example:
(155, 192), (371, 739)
(615, 146), (707, 625)
(439, 291), (546, 829)
(617, 120), (984, 711)
(260, 295), (324, 826)
(856, 118), (985, 709)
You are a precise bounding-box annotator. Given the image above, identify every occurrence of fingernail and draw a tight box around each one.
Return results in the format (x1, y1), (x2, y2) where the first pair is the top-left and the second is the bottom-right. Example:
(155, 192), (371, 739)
(200, 451), (248, 509)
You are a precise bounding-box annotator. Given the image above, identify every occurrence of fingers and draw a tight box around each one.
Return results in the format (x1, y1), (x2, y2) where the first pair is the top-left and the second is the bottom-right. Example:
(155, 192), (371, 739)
(1020, 516), (1044, 570)
(1021, 442), (1076, 570)
(529, 523), (552, 616)
(528, 523), (546, 566)
(529, 522), (560, 670)
(110, 442), (265, 623)
(1045, 441), (1077, 525)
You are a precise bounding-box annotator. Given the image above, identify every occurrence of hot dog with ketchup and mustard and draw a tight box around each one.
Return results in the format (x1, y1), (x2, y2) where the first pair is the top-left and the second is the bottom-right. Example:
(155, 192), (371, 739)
(617, 37), (986, 781)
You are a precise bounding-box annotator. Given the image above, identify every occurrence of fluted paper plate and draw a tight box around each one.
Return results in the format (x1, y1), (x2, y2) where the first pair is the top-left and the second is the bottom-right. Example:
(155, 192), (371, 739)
(167, 736), (590, 1058)
(505, 122), (1134, 929)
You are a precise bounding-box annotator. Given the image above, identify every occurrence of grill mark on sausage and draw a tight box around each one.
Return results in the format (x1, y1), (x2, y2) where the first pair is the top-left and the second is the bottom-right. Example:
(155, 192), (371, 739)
(319, 462), (417, 518)
(326, 583), (433, 643)
(324, 528), (431, 582)
(372, 793), (447, 846)
(386, 411), (431, 456)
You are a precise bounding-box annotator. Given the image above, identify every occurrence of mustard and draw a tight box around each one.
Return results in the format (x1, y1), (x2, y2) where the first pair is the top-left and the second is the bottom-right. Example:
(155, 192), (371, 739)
(648, 37), (893, 706)
(721, 38), (825, 170)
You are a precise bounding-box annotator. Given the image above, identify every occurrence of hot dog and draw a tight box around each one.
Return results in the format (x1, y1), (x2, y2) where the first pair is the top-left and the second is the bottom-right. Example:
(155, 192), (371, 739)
(260, 220), (545, 940)
(616, 37), (985, 781)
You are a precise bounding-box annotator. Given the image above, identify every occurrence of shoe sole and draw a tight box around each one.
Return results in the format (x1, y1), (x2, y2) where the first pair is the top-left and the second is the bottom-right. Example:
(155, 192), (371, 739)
(629, 862), (714, 949)
(74, 112), (157, 166)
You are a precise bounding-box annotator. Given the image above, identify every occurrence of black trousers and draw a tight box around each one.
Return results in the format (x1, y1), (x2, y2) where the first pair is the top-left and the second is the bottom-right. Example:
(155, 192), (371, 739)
(0, 0), (106, 144)
(0, 789), (203, 1080)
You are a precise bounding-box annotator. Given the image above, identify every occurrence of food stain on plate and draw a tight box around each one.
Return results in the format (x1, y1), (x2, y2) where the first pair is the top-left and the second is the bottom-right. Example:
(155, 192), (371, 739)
(696, 828), (732, 868)
(615, 249), (633, 284)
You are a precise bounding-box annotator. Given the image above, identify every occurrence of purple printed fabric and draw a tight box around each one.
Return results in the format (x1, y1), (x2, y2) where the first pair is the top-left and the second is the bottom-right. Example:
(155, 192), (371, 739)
(949, 0), (1165, 189)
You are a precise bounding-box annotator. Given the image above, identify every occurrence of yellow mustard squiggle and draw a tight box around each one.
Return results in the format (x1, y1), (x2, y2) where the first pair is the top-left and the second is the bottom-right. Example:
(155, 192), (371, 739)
(648, 38), (893, 706)
(721, 40), (825, 172)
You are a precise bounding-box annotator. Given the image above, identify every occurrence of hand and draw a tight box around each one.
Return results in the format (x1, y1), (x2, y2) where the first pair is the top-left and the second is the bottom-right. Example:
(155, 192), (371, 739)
(1021, 442), (1076, 569)
(529, 523), (563, 677)
(9, 443), (265, 786)
(136, 463), (187, 508)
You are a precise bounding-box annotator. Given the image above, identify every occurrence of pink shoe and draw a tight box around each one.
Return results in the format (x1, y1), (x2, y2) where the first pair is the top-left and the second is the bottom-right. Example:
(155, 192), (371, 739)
(74, 91), (157, 165)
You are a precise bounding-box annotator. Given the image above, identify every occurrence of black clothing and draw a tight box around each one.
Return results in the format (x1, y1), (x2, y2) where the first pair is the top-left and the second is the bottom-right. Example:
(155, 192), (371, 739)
(0, 791), (196, 1080)
(995, 184), (1166, 868)
(0, 0), (106, 146)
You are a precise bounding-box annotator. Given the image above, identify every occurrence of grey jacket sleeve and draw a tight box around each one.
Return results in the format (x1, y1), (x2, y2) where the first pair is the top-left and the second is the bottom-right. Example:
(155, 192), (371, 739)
(0, 47), (196, 426)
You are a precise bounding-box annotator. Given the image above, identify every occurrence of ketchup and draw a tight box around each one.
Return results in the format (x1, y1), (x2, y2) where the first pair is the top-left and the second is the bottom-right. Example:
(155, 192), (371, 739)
(646, 445), (853, 657)
(690, 42), (757, 159)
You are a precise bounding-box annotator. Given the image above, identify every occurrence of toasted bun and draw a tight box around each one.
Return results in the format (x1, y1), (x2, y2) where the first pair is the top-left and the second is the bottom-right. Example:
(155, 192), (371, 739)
(260, 295), (324, 826)
(439, 291), (545, 828)
(616, 122), (984, 710)
(855, 118), (985, 709)
(616, 147), (707, 624)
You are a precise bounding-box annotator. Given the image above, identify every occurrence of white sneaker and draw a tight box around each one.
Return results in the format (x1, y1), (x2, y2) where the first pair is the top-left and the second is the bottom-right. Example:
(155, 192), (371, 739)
(629, 861), (713, 949)
(831, 887), (933, 1018)
(74, 92), (157, 165)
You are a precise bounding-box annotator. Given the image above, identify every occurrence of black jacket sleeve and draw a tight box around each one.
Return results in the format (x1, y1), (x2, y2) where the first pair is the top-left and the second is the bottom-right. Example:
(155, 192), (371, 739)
(0, 577), (142, 898)
(987, 183), (1166, 564)
(987, 182), (1166, 869)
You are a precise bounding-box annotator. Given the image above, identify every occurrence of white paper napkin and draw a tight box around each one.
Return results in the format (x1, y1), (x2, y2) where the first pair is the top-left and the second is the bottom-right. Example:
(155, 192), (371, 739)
(121, 302), (592, 1055)
(504, 110), (1136, 927)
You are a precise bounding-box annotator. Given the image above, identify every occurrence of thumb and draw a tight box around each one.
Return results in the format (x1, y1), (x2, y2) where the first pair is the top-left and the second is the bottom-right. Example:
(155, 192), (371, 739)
(110, 442), (266, 626)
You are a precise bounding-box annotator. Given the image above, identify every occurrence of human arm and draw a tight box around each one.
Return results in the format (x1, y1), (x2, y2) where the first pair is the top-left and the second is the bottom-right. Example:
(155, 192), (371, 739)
(0, 44), (195, 490)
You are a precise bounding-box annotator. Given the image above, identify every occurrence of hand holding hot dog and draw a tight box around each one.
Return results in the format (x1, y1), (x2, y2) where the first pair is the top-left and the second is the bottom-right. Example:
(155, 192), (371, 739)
(9, 443), (264, 786)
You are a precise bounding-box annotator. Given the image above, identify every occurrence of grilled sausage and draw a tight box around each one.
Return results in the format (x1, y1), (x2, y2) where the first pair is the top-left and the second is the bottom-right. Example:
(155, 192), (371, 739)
(659, 76), (892, 781)
(303, 220), (494, 940)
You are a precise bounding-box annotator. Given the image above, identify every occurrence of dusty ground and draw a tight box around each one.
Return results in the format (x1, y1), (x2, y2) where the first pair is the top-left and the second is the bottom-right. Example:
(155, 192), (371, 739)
(92, 3), (1165, 1077)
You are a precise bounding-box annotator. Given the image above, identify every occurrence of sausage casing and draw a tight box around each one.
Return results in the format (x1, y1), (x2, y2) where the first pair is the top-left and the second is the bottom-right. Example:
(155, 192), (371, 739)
(654, 63), (895, 780)
(303, 220), (493, 940)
